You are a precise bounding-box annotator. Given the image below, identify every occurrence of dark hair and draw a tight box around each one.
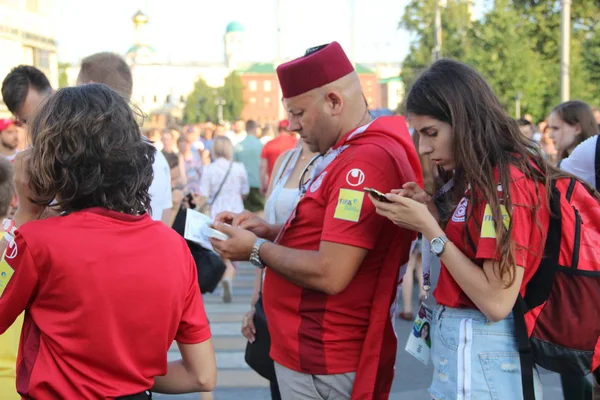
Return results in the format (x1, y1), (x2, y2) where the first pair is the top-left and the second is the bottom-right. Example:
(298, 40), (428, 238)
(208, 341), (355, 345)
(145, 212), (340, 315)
(405, 59), (598, 287)
(163, 151), (179, 169)
(517, 118), (532, 127)
(77, 53), (133, 100)
(27, 84), (154, 215)
(551, 100), (599, 161)
(0, 157), (14, 217)
(246, 119), (258, 134)
(1, 65), (52, 115)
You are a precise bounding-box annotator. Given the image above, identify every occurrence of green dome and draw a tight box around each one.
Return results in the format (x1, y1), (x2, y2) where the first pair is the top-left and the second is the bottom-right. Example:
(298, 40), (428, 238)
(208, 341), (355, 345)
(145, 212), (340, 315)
(226, 21), (244, 33)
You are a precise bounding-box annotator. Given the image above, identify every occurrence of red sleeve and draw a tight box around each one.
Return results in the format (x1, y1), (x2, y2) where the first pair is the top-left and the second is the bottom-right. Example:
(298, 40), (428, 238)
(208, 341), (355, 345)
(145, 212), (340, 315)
(175, 252), (211, 344)
(260, 143), (269, 160)
(1, 233), (39, 333)
(321, 152), (403, 250)
(475, 177), (539, 267)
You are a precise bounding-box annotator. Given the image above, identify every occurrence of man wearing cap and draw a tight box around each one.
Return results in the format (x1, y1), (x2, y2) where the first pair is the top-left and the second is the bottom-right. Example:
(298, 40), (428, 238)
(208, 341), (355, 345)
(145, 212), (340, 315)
(211, 42), (423, 399)
(0, 119), (19, 162)
(260, 119), (298, 193)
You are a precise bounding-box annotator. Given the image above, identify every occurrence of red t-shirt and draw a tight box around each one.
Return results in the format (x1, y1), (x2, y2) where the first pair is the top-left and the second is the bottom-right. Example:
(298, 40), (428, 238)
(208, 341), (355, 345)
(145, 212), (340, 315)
(434, 166), (550, 308)
(0, 208), (210, 399)
(260, 134), (297, 178)
(263, 141), (416, 375)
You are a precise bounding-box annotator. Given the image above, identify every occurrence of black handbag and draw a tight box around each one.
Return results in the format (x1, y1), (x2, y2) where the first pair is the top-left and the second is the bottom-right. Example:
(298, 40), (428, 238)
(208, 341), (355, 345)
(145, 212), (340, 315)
(171, 205), (226, 294)
(244, 278), (276, 382)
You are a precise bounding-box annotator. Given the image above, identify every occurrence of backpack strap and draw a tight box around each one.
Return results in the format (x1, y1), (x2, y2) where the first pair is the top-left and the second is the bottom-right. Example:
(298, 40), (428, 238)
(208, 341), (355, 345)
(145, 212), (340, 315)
(513, 293), (535, 400)
(514, 295), (536, 400)
(595, 137), (600, 190)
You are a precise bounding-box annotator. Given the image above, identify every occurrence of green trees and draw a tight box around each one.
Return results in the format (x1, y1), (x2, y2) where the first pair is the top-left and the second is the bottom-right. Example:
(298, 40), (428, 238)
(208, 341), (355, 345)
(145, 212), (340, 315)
(400, 0), (600, 121)
(183, 72), (244, 124)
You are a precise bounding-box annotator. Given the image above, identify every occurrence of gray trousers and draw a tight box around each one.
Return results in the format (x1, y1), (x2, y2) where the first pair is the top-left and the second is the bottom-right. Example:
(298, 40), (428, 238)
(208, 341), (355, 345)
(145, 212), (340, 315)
(274, 362), (356, 400)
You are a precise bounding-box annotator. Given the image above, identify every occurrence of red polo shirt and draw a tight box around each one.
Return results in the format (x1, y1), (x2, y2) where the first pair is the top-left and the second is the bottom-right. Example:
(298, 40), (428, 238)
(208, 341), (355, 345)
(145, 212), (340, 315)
(0, 208), (210, 399)
(261, 134), (298, 178)
(434, 166), (550, 308)
(264, 134), (416, 375)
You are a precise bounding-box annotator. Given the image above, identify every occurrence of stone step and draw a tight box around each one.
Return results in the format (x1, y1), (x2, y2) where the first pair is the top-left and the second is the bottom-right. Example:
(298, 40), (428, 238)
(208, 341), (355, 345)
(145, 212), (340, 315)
(204, 295), (252, 305)
(169, 336), (247, 352)
(168, 349), (250, 369)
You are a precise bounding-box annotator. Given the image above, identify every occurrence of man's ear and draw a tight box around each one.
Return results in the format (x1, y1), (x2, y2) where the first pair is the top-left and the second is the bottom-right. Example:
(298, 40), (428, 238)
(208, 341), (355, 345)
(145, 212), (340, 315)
(325, 91), (343, 116)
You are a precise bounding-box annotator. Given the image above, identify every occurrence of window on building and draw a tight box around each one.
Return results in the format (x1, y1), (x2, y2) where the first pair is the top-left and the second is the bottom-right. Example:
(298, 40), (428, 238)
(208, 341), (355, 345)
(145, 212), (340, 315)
(263, 80), (272, 92)
(367, 97), (373, 106)
(33, 49), (50, 70)
(264, 97), (271, 108)
(166, 95), (171, 103)
(153, 95), (158, 103)
(249, 80), (257, 92)
(250, 97), (257, 104)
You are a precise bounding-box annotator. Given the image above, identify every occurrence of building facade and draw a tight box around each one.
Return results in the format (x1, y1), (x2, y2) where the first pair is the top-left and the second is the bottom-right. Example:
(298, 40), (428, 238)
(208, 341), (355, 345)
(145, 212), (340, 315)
(0, 0), (58, 117)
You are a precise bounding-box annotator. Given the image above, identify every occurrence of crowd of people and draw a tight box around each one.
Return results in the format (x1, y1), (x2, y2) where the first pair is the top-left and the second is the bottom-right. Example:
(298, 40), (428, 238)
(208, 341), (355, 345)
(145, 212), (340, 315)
(0, 39), (598, 400)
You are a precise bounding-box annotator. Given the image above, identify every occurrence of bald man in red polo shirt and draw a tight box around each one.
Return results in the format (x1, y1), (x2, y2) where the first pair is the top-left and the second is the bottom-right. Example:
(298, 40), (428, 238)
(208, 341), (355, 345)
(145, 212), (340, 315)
(212, 42), (423, 400)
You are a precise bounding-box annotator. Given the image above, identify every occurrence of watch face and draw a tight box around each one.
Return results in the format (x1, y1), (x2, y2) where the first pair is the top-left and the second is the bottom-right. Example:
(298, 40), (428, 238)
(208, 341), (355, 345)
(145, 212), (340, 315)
(431, 238), (443, 254)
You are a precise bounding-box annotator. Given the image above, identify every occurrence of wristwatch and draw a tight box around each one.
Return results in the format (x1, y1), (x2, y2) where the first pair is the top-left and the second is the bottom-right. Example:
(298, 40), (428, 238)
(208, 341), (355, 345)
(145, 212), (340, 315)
(249, 238), (268, 269)
(430, 235), (449, 257)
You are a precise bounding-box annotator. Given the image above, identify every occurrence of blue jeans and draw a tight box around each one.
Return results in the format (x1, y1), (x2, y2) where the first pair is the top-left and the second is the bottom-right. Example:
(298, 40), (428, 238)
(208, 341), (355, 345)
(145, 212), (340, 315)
(429, 306), (543, 400)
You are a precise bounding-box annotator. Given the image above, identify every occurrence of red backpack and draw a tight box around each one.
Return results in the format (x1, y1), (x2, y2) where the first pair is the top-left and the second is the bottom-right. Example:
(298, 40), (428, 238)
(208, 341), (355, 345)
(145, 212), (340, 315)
(514, 177), (600, 399)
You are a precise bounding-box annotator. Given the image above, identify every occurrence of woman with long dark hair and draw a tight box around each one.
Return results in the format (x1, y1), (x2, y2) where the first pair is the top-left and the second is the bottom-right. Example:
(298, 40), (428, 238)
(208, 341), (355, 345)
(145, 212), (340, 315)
(548, 100), (598, 163)
(369, 59), (598, 398)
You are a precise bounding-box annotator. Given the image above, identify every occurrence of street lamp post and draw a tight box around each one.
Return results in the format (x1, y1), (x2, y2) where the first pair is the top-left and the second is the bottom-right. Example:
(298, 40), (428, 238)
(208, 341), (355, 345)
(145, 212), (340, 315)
(560, 0), (571, 102)
(432, 0), (445, 62)
(215, 97), (227, 125)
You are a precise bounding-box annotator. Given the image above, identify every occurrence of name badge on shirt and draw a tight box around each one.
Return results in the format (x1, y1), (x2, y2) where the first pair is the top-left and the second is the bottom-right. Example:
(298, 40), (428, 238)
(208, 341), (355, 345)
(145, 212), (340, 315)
(0, 259), (14, 297)
(334, 189), (364, 222)
(405, 303), (433, 365)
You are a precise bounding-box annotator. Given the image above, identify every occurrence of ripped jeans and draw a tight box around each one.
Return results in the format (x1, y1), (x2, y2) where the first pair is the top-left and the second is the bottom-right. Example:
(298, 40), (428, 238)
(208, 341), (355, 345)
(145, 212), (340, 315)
(428, 306), (543, 400)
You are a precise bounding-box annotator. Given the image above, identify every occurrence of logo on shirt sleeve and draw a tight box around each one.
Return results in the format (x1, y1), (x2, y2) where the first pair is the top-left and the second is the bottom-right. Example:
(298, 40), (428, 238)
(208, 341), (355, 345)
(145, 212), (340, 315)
(480, 204), (510, 239)
(310, 172), (327, 193)
(346, 169), (365, 187)
(334, 189), (364, 222)
(451, 198), (469, 223)
(5, 239), (17, 260)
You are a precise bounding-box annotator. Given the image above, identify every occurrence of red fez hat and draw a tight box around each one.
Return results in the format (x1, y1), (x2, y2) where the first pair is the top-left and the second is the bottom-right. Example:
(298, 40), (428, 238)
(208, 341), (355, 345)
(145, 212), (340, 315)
(0, 119), (15, 132)
(277, 42), (354, 99)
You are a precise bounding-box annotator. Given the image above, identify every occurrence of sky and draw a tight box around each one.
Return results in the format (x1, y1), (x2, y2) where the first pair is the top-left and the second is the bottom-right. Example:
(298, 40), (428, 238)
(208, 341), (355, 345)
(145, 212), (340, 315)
(51, 0), (489, 65)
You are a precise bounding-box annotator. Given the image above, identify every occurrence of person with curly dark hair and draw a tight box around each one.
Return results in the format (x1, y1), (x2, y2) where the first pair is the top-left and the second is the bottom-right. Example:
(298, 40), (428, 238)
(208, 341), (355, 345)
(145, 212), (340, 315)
(0, 84), (216, 399)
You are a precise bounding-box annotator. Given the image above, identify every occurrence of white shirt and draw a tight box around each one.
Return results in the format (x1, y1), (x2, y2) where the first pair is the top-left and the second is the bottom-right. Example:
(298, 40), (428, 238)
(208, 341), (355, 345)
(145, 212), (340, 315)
(149, 150), (173, 221)
(560, 135), (598, 189)
(226, 131), (247, 146)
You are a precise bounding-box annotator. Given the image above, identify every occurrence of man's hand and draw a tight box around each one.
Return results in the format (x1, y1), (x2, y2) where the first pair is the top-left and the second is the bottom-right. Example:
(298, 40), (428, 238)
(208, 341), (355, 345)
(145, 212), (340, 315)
(214, 211), (278, 240)
(210, 222), (258, 261)
(13, 150), (46, 226)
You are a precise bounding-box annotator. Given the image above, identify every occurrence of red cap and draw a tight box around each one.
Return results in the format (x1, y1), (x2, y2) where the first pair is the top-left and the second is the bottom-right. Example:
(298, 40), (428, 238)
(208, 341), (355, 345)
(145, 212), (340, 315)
(277, 42), (354, 99)
(0, 119), (15, 132)
(278, 120), (289, 130)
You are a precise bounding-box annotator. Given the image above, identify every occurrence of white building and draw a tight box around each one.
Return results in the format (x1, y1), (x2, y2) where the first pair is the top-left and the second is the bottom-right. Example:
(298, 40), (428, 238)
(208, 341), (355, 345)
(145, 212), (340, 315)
(0, 0), (58, 117)
(65, 11), (244, 124)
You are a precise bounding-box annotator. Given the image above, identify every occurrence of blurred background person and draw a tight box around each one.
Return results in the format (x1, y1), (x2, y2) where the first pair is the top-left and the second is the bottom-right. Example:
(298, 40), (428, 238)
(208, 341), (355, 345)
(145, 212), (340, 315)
(548, 100), (599, 165)
(197, 136), (249, 303)
(0, 119), (19, 162)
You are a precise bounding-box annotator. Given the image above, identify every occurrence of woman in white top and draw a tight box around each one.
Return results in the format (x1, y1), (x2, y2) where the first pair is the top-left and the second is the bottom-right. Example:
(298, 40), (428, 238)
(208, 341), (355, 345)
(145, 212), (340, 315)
(197, 136), (249, 303)
(240, 140), (318, 400)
